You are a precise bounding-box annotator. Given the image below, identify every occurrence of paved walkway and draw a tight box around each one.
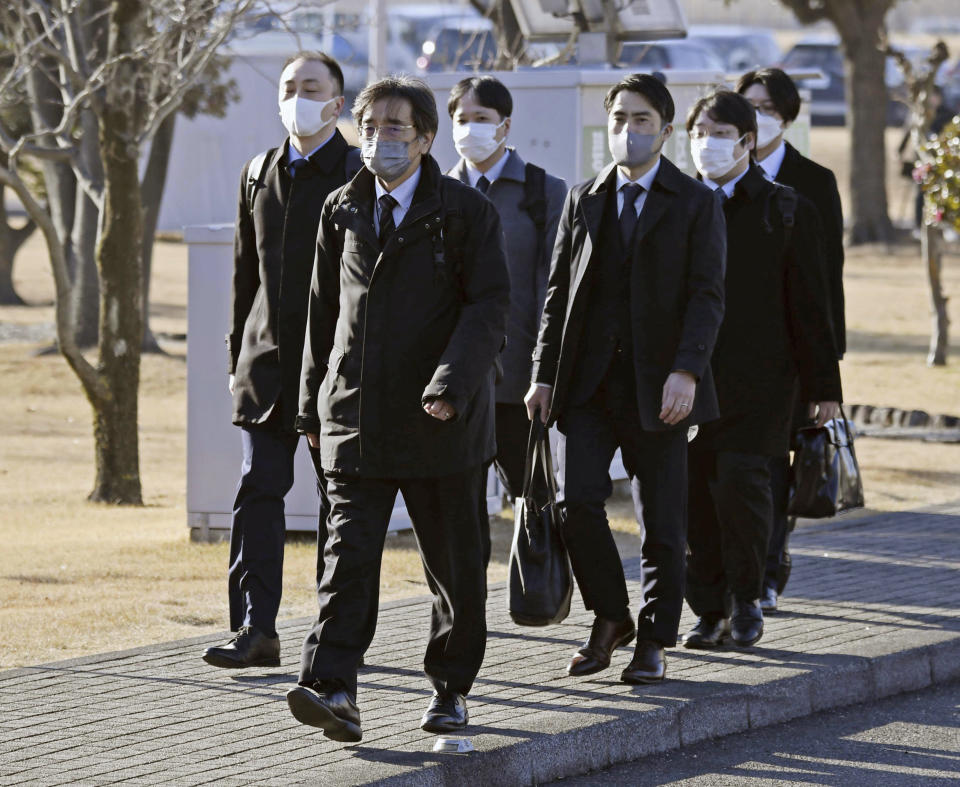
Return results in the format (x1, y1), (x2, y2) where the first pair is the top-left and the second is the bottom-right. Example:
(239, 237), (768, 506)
(3, 503), (960, 786)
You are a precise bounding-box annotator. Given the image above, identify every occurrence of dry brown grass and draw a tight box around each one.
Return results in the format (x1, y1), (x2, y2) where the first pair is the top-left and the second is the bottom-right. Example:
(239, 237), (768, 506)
(2, 128), (959, 669)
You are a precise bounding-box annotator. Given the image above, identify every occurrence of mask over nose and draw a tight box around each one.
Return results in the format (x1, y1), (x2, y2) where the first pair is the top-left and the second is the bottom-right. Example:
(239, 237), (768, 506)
(453, 120), (506, 163)
(361, 137), (416, 182)
(690, 134), (749, 181)
(608, 127), (662, 169)
(279, 95), (338, 137)
(755, 111), (783, 149)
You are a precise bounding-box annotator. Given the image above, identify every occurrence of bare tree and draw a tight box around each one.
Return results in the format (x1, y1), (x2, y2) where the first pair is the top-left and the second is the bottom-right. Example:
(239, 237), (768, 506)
(0, 0), (254, 503)
(778, 0), (897, 244)
(886, 40), (952, 365)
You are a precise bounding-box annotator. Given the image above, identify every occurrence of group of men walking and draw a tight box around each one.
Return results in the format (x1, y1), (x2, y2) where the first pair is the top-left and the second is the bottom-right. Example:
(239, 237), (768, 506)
(200, 50), (845, 744)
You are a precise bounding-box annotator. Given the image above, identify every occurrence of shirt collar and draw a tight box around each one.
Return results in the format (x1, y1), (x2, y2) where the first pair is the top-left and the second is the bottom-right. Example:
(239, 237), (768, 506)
(703, 164), (750, 199)
(465, 147), (511, 188)
(758, 140), (787, 180)
(615, 156), (661, 194)
(374, 162), (422, 212)
(287, 130), (335, 164)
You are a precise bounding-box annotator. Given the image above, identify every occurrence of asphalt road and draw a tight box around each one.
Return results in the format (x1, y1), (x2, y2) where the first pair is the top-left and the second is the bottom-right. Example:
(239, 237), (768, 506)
(551, 681), (960, 786)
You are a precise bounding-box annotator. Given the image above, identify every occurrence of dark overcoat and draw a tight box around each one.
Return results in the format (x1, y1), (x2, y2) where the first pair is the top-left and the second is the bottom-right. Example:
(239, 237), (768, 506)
(705, 163), (842, 456)
(775, 141), (846, 357)
(531, 157), (727, 432)
(296, 155), (510, 478)
(228, 131), (356, 430)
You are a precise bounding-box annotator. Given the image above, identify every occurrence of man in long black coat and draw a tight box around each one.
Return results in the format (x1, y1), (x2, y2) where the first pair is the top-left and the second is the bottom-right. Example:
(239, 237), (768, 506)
(204, 52), (356, 670)
(526, 74), (726, 685)
(682, 90), (841, 650)
(286, 76), (509, 742)
(737, 68), (845, 610)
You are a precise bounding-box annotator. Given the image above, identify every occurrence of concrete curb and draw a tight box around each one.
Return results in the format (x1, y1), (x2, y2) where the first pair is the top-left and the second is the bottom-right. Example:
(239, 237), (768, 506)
(366, 636), (960, 786)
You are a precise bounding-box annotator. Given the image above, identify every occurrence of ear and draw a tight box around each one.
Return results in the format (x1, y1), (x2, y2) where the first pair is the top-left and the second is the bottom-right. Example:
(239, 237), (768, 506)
(660, 122), (674, 142)
(744, 131), (756, 151)
(332, 96), (346, 117)
(419, 131), (436, 154)
(502, 116), (512, 138)
(782, 118), (792, 131)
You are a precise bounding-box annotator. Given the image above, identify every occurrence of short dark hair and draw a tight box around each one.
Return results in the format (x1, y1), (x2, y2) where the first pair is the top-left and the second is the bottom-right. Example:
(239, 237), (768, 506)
(281, 51), (345, 97)
(686, 89), (758, 151)
(736, 68), (801, 123)
(603, 73), (674, 124)
(352, 75), (439, 137)
(447, 76), (513, 119)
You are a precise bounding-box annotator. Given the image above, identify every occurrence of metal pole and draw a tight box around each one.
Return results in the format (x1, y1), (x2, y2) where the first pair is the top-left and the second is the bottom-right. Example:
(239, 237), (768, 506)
(368, 0), (387, 83)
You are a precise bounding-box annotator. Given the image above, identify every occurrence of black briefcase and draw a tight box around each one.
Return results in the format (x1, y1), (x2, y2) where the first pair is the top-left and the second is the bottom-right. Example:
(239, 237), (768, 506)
(507, 416), (573, 626)
(787, 407), (865, 519)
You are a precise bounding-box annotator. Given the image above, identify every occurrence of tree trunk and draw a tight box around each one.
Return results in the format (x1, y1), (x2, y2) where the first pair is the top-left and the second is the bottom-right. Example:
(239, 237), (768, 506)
(139, 112), (176, 353)
(0, 193), (34, 305)
(922, 223), (949, 366)
(68, 191), (100, 347)
(838, 6), (895, 244)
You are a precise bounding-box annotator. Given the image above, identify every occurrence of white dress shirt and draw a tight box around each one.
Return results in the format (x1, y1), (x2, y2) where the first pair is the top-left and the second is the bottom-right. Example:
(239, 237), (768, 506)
(615, 158), (661, 217)
(703, 165), (750, 200)
(465, 147), (511, 188)
(287, 132), (335, 166)
(758, 140), (787, 181)
(374, 164), (422, 235)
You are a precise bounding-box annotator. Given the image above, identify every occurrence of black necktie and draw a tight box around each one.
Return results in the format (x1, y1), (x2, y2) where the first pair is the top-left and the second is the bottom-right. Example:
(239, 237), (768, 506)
(714, 186), (727, 204)
(476, 175), (490, 194)
(378, 194), (398, 246)
(619, 183), (644, 248)
(288, 158), (308, 178)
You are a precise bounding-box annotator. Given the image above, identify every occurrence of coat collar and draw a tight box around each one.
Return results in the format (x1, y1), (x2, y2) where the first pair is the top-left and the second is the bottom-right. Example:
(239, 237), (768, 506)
(272, 130), (350, 176)
(734, 162), (770, 202)
(448, 147), (526, 185)
(587, 155), (685, 196)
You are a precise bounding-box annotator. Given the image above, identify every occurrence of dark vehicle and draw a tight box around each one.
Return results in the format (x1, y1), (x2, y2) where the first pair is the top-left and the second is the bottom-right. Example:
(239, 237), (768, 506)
(618, 40), (724, 71)
(416, 18), (497, 72)
(685, 25), (782, 72)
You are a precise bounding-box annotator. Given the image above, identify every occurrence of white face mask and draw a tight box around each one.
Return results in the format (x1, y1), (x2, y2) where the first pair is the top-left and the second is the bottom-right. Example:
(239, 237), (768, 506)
(755, 111), (783, 149)
(690, 134), (749, 180)
(452, 120), (506, 163)
(279, 95), (339, 138)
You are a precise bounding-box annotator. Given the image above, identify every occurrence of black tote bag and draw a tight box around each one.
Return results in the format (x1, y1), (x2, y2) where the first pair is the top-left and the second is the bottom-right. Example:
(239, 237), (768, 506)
(787, 407), (865, 519)
(507, 416), (573, 626)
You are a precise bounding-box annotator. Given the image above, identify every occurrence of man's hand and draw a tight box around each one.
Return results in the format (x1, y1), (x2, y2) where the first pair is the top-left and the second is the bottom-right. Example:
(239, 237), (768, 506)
(424, 398), (457, 421)
(809, 401), (840, 428)
(228, 374), (235, 394)
(660, 371), (697, 425)
(524, 384), (552, 423)
(306, 433), (321, 449)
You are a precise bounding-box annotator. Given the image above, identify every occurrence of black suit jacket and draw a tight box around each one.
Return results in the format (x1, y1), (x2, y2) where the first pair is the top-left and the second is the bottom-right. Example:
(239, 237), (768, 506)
(706, 164), (842, 456)
(774, 142), (845, 356)
(531, 157), (726, 431)
(228, 131), (356, 430)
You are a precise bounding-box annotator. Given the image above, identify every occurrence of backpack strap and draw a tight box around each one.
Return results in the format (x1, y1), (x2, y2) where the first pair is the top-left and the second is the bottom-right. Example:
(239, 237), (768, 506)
(244, 149), (274, 215)
(519, 162), (548, 274)
(762, 182), (798, 250)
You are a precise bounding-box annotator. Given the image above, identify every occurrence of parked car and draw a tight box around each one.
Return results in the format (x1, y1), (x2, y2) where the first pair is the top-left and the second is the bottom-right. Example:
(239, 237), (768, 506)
(781, 36), (917, 126)
(617, 39), (725, 71)
(684, 25), (782, 72)
(416, 17), (497, 72)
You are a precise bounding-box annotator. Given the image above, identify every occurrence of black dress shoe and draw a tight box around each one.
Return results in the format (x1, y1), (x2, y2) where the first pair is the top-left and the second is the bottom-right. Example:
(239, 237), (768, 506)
(202, 626), (280, 668)
(759, 583), (778, 612)
(730, 599), (764, 647)
(621, 639), (666, 684)
(681, 615), (729, 649)
(420, 690), (468, 733)
(567, 616), (636, 677)
(286, 680), (362, 742)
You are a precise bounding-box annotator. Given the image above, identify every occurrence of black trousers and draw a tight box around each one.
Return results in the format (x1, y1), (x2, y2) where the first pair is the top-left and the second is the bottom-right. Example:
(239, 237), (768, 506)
(299, 466), (487, 699)
(765, 454), (792, 591)
(685, 442), (772, 618)
(478, 402), (536, 567)
(228, 418), (329, 636)
(556, 363), (689, 648)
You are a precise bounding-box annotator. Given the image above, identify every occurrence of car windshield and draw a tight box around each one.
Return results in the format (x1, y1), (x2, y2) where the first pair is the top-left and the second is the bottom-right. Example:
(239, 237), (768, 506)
(430, 29), (497, 69)
(783, 45), (842, 71)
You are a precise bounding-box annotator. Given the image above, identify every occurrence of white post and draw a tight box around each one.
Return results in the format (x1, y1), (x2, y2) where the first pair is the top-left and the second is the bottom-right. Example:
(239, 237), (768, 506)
(368, 0), (387, 83)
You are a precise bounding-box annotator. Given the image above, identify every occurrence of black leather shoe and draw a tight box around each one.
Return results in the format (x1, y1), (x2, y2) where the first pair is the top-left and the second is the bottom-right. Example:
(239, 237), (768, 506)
(730, 599), (764, 647)
(759, 583), (778, 613)
(621, 639), (666, 684)
(567, 616), (636, 676)
(286, 680), (362, 742)
(681, 615), (729, 649)
(420, 690), (468, 733)
(202, 626), (280, 668)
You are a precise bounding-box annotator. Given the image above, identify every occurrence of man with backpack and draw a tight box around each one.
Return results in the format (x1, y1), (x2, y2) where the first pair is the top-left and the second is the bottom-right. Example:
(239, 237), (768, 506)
(287, 76), (509, 741)
(446, 76), (567, 565)
(203, 51), (358, 670)
(682, 90), (841, 650)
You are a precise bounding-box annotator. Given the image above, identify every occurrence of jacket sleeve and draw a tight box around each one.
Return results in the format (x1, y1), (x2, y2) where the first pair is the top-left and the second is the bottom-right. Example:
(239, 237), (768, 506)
(821, 169), (846, 357)
(227, 162), (259, 374)
(786, 197), (843, 403)
(422, 194), (511, 418)
(530, 187), (576, 387)
(296, 197), (342, 434)
(671, 189), (726, 379)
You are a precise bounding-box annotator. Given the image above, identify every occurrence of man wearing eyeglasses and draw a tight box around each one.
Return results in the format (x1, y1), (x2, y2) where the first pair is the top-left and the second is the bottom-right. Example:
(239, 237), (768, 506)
(287, 76), (509, 742)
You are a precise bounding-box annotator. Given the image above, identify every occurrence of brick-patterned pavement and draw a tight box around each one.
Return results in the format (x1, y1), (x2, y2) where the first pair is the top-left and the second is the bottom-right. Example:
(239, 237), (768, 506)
(3, 503), (959, 786)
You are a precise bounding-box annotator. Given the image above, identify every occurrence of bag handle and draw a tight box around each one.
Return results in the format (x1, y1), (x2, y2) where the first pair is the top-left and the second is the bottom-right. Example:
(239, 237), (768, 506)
(519, 412), (542, 499)
(520, 412), (559, 504)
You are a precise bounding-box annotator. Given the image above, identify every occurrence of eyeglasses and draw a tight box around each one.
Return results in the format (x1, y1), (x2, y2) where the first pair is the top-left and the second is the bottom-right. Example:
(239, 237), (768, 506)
(750, 102), (779, 117)
(360, 124), (415, 140)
